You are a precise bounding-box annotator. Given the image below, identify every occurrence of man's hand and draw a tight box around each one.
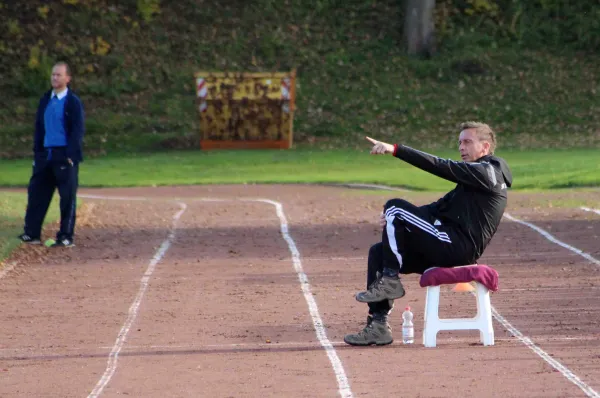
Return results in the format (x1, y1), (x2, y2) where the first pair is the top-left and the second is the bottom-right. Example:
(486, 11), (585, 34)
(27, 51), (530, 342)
(67, 158), (73, 166)
(366, 136), (394, 155)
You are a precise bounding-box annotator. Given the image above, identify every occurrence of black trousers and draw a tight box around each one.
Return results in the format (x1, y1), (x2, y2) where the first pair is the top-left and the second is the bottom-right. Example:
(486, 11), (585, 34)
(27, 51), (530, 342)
(367, 198), (476, 315)
(24, 148), (79, 240)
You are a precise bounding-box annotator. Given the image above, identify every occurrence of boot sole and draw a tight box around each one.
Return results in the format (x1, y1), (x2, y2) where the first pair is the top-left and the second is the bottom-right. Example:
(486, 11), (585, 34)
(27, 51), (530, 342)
(355, 291), (405, 303)
(344, 337), (394, 346)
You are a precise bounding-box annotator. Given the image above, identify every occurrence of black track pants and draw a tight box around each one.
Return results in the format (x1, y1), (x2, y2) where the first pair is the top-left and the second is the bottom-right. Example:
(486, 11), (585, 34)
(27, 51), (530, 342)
(24, 149), (79, 240)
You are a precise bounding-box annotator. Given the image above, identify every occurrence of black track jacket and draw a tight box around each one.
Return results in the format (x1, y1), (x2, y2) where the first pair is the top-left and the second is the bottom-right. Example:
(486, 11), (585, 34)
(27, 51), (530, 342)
(393, 144), (513, 261)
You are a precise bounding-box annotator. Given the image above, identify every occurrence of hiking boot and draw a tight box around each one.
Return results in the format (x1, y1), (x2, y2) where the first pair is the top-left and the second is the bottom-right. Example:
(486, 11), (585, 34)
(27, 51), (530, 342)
(51, 238), (74, 248)
(368, 272), (395, 312)
(356, 274), (405, 303)
(18, 234), (41, 245)
(368, 271), (382, 290)
(344, 317), (393, 346)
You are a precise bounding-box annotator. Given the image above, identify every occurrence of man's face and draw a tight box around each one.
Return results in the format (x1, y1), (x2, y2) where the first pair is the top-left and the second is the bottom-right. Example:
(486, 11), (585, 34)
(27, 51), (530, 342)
(458, 128), (489, 162)
(51, 64), (70, 91)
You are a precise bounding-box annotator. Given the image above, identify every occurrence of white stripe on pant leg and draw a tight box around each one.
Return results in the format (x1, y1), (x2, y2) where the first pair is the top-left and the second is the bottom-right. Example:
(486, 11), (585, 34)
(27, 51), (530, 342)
(385, 213), (404, 269)
(398, 214), (451, 242)
(385, 206), (449, 241)
(397, 209), (452, 243)
(385, 207), (452, 243)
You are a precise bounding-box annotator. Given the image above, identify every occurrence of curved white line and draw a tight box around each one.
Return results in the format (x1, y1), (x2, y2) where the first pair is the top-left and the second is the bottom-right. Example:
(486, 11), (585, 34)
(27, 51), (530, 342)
(81, 194), (352, 397)
(581, 207), (600, 216)
(88, 202), (187, 398)
(254, 198), (353, 398)
(79, 194), (148, 201)
(492, 307), (600, 397)
(80, 193), (600, 397)
(503, 212), (600, 397)
(504, 212), (600, 267)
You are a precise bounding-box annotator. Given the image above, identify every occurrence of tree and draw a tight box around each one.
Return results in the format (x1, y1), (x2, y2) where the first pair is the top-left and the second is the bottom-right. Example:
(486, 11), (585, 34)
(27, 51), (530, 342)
(404, 0), (436, 57)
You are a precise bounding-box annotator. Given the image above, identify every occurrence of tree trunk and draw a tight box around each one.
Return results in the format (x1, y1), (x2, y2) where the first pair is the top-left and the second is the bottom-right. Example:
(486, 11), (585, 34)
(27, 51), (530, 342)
(404, 0), (436, 57)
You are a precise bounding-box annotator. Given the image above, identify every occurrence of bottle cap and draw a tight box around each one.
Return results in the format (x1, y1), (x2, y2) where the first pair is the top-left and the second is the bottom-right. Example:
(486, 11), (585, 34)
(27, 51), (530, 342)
(405, 306), (411, 311)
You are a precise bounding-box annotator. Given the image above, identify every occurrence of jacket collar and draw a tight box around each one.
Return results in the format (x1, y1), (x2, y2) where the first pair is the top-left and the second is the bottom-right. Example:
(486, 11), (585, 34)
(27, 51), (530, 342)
(475, 154), (494, 162)
(51, 87), (69, 100)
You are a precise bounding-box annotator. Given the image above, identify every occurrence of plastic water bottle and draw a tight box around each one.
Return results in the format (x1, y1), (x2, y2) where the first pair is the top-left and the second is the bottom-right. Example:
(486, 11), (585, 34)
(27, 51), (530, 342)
(402, 306), (414, 344)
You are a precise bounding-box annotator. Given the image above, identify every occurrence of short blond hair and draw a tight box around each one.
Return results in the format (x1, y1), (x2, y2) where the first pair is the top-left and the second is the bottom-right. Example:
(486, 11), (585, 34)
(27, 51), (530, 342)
(54, 61), (71, 76)
(460, 121), (496, 154)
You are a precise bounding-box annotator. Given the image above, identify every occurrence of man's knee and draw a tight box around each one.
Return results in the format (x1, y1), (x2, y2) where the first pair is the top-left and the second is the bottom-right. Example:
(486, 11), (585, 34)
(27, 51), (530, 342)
(383, 198), (414, 212)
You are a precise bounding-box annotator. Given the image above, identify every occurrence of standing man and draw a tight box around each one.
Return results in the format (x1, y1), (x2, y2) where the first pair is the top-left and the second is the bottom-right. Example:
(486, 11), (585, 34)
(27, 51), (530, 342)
(18, 62), (85, 248)
(344, 121), (512, 346)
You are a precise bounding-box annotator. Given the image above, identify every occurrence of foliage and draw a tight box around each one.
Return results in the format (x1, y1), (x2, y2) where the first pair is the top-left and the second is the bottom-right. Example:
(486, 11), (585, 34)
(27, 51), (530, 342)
(0, 0), (598, 158)
(435, 0), (600, 50)
(136, 0), (160, 22)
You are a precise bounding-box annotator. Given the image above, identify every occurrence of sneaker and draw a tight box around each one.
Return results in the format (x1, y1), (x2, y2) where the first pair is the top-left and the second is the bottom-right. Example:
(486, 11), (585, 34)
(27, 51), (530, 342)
(344, 317), (393, 346)
(356, 274), (405, 303)
(51, 238), (74, 248)
(18, 234), (41, 245)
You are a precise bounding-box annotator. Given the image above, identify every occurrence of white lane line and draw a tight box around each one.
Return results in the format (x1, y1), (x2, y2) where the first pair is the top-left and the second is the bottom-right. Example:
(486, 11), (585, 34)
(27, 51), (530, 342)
(504, 213), (600, 267)
(79, 194), (148, 201)
(87, 202), (187, 398)
(77, 194), (600, 397)
(492, 308), (600, 397)
(581, 207), (600, 216)
(331, 183), (408, 192)
(80, 194), (352, 397)
(502, 212), (600, 397)
(255, 198), (353, 398)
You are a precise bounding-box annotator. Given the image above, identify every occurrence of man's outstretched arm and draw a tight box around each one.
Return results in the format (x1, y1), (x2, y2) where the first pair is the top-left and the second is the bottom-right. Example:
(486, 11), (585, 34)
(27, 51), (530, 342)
(365, 136), (498, 191)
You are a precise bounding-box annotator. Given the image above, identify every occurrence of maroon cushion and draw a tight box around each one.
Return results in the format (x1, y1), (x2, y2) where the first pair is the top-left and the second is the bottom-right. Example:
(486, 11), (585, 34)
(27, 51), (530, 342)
(419, 264), (499, 292)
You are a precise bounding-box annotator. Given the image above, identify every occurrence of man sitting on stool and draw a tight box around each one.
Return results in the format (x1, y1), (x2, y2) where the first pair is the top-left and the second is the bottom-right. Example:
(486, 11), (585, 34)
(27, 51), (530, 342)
(344, 122), (512, 346)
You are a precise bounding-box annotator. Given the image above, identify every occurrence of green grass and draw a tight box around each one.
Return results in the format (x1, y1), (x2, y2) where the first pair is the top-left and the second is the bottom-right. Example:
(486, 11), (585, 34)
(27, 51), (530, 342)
(1, 148), (599, 191)
(0, 192), (60, 263)
(2, 147), (599, 264)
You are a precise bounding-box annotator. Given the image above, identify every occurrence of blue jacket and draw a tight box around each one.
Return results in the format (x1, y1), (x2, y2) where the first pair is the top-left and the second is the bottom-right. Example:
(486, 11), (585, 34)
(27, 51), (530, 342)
(34, 88), (85, 163)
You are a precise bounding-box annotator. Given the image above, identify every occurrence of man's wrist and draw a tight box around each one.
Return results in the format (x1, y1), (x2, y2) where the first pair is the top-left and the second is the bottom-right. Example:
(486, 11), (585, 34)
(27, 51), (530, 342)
(392, 144), (398, 156)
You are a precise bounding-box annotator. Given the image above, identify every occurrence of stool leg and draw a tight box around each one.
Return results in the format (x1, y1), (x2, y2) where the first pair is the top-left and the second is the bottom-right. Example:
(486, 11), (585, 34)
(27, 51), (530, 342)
(423, 286), (440, 348)
(475, 283), (495, 346)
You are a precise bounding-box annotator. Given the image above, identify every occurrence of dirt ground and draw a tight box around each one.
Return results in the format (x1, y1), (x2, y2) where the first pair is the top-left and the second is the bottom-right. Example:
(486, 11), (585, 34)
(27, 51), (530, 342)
(1, 185), (599, 397)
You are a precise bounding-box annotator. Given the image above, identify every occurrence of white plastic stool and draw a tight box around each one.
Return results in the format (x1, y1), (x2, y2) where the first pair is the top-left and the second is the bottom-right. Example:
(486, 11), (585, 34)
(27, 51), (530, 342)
(422, 282), (494, 348)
